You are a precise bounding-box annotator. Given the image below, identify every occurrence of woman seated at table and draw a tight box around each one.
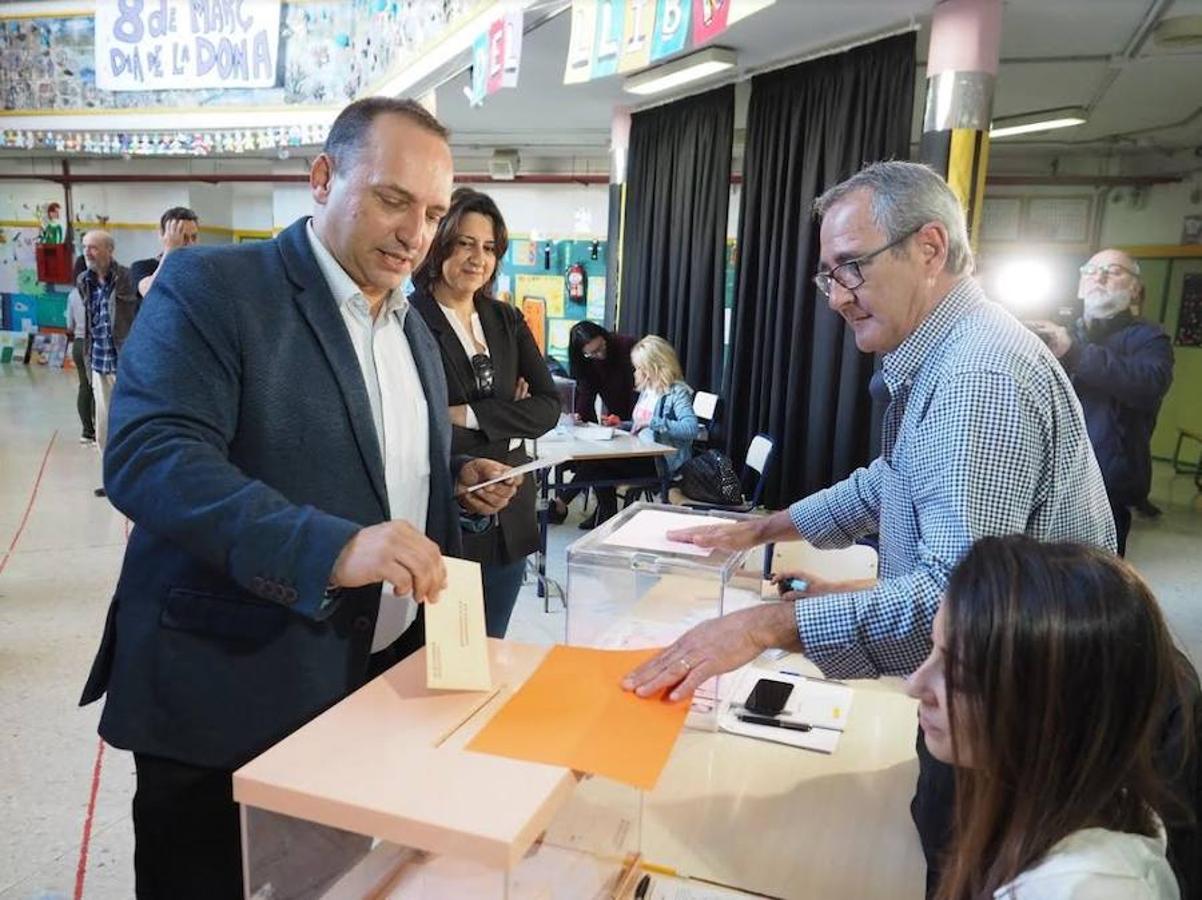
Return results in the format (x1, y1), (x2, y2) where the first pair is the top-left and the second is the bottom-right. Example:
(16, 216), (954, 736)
(547, 322), (640, 523)
(571, 335), (699, 530)
(410, 189), (559, 638)
(908, 535), (1188, 900)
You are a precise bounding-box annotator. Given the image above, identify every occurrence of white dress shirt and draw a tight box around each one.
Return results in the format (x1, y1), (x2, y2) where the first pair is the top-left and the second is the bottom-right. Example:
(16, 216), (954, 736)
(307, 222), (430, 652)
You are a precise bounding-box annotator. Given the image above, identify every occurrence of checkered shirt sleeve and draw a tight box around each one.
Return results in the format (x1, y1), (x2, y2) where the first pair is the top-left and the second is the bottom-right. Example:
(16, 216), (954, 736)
(788, 371), (1056, 679)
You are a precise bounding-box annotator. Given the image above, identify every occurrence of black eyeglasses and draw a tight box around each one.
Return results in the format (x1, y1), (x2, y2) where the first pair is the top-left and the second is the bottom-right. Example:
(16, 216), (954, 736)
(1079, 263), (1138, 279)
(813, 227), (922, 297)
(470, 353), (495, 399)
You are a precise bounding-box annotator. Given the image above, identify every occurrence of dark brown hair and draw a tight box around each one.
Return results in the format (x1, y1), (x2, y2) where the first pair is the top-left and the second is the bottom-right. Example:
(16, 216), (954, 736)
(411, 188), (508, 300)
(159, 206), (198, 231)
(323, 97), (449, 168)
(936, 536), (1190, 900)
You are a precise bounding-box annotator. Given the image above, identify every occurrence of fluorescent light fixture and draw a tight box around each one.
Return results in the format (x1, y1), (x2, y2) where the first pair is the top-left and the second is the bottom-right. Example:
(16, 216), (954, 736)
(623, 47), (737, 96)
(989, 107), (1088, 139)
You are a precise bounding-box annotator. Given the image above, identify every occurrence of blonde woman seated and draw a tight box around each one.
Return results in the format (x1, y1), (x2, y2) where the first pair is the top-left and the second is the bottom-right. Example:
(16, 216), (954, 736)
(908, 535), (1190, 900)
(573, 335), (699, 529)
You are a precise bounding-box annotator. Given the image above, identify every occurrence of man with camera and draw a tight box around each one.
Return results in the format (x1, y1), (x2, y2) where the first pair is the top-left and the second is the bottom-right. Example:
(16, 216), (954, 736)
(1029, 248), (1174, 555)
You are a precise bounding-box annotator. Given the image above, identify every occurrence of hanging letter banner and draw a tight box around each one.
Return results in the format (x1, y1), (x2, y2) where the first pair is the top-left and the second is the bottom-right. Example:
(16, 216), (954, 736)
(567, 0), (767, 84)
(95, 0), (282, 91)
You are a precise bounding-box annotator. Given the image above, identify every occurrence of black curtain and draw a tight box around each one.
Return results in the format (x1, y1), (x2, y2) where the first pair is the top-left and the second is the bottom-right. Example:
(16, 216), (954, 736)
(619, 84), (734, 392)
(723, 33), (916, 509)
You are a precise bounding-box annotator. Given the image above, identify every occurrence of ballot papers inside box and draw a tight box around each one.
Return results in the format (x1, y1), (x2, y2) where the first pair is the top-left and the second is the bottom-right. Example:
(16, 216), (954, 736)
(565, 502), (765, 730)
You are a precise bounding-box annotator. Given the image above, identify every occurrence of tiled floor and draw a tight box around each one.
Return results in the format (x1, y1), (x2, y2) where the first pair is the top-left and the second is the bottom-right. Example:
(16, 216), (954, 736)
(2, 364), (1200, 899)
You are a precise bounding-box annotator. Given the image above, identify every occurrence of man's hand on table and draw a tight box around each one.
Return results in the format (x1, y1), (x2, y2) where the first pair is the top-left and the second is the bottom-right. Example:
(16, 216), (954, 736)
(621, 602), (801, 702)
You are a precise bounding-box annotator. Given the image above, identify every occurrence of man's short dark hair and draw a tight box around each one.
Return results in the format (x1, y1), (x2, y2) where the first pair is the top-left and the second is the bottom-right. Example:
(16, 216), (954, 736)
(323, 97), (450, 169)
(160, 206), (198, 232)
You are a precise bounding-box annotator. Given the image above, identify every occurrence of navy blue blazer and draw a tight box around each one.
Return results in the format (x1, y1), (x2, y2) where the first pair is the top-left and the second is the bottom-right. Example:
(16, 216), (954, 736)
(80, 217), (464, 770)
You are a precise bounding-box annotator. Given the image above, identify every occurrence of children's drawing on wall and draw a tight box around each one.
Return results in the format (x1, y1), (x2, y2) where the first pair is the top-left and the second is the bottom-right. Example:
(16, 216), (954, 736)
(1, 1), (489, 112)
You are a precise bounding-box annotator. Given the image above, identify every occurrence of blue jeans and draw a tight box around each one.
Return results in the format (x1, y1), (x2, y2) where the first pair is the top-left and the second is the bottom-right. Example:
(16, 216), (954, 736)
(483, 557), (527, 638)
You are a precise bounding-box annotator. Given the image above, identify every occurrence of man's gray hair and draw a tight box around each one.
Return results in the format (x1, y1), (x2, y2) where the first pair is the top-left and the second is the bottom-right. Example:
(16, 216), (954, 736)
(814, 161), (974, 276)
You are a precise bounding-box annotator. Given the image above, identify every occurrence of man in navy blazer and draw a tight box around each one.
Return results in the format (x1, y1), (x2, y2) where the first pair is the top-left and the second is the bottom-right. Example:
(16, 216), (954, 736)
(79, 98), (519, 898)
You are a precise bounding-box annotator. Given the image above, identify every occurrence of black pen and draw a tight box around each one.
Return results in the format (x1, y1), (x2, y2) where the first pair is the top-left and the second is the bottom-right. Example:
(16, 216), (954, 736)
(737, 713), (812, 732)
(634, 873), (651, 900)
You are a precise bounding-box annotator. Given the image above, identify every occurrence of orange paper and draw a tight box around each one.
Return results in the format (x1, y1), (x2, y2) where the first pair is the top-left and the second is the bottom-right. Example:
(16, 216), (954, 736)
(466, 646), (689, 790)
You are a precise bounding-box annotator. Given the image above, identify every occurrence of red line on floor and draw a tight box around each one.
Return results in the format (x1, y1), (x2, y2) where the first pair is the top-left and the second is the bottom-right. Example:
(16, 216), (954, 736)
(73, 737), (106, 900)
(0, 429), (58, 576)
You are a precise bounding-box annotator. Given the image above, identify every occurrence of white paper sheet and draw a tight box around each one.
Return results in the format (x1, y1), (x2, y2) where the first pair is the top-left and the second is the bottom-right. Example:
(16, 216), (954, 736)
(601, 510), (739, 558)
(718, 668), (854, 754)
(457, 454), (569, 495)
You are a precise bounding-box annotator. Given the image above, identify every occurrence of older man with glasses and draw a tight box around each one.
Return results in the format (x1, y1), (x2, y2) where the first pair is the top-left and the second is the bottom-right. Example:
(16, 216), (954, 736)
(623, 160), (1120, 896)
(1029, 248), (1174, 555)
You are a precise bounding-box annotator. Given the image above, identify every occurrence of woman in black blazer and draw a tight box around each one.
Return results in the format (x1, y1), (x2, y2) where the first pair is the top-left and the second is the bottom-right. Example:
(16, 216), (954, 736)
(411, 189), (559, 637)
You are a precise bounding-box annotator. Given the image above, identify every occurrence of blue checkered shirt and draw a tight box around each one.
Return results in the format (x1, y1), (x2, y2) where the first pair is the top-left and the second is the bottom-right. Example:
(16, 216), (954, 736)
(788, 278), (1116, 679)
(86, 273), (118, 375)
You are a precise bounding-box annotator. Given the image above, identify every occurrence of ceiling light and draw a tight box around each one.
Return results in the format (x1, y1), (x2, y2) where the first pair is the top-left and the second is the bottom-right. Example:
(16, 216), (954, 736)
(623, 47), (737, 97)
(1153, 15), (1202, 48)
(989, 107), (1088, 139)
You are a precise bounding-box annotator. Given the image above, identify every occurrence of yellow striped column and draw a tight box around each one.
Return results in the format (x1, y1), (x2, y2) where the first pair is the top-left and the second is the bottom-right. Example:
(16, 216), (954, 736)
(918, 0), (1002, 250)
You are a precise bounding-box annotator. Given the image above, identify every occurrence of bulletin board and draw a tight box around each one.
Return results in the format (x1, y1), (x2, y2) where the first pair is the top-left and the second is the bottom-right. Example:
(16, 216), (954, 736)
(502, 238), (607, 366)
(0, 1), (488, 112)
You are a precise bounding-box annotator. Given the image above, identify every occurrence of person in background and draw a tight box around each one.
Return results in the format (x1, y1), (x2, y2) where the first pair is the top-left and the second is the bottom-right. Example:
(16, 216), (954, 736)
(130, 206), (200, 300)
(65, 285), (95, 445)
(411, 188), (559, 638)
(547, 321), (640, 523)
(910, 535), (1188, 900)
(570, 335), (699, 530)
(76, 229), (137, 497)
(1030, 248), (1173, 557)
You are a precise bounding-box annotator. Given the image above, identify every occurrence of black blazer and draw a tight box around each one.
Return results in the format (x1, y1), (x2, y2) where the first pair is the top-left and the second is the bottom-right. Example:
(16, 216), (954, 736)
(80, 218), (464, 770)
(412, 287), (559, 564)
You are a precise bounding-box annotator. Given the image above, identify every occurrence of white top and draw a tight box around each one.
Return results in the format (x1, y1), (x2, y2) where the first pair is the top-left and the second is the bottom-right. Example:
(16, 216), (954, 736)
(438, 300), (521, 450)
(632, 388), (661, 431)
(994, 826), (1179, 900)
(437, 300), (486, 432)
(306, 221), (430, 652)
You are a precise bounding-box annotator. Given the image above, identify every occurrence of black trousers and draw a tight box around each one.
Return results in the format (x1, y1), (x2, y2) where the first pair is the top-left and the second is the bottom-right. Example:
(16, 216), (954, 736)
(570, 456), (659, 521)
(1111, 499), (1132, 557)
(131, 618), (425, 899)
(72, 338), (95, 440)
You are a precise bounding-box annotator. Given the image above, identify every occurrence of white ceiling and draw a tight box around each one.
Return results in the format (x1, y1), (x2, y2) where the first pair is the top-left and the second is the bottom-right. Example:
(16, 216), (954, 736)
(437, 0), (1202, 175)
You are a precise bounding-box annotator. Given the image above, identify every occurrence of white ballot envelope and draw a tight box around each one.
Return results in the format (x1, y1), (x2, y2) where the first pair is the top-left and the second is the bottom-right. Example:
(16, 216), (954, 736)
(425, 558), (492, 691)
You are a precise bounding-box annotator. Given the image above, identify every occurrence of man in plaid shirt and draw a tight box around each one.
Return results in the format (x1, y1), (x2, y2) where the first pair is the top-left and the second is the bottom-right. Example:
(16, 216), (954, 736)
(624, 161), (1116, 892)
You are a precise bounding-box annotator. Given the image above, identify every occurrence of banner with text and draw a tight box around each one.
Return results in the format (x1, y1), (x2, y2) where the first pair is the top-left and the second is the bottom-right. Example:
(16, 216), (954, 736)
(564, 0), (768, 84)
(95, 0), (282, 91)
(469, 9), (523, 106)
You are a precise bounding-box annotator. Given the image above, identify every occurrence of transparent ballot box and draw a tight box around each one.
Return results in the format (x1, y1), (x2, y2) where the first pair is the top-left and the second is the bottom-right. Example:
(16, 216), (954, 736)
(234, 641), (643, 899)
(565, 501), (764, 729)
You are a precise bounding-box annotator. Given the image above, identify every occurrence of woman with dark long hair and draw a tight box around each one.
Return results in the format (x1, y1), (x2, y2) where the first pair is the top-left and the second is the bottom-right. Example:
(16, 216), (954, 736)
(410, 189), (559, 638)
(908, 535), (1189, 899)
(547, 321), (640, 523)
(566, 320), (638, 425)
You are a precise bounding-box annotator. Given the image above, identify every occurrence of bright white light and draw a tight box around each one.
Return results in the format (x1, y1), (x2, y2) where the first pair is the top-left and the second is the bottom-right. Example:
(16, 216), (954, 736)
(994, 259), (1055, 314)
(989, 116), (1087, 138)
(623, 48), (737, 96)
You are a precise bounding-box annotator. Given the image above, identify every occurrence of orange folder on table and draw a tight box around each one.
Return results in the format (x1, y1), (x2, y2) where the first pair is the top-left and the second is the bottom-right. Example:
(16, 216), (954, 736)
(466, 645), (689, 790)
